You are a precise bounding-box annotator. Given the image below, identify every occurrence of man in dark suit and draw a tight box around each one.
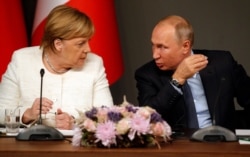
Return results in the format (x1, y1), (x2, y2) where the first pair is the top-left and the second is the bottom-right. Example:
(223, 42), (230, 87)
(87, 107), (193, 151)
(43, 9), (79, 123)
(135, 15), (250, 132)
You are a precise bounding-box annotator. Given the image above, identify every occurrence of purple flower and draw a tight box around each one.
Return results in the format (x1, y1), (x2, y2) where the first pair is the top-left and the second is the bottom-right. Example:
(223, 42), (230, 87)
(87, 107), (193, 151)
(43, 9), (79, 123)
(150, 112), (163, 123)
(108, 111), (123, 122)
(125, 105), (138, 113)
(85, 107), (98, 120)
(95, 121), (117, 147)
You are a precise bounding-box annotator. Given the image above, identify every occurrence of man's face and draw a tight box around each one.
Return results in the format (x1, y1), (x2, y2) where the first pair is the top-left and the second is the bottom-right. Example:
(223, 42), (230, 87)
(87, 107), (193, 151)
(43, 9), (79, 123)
(151, 24), (187, 71)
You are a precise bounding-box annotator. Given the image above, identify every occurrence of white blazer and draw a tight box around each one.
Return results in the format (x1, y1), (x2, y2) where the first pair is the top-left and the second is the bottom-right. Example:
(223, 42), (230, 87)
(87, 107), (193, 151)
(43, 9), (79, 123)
(0, 46), (113, 126)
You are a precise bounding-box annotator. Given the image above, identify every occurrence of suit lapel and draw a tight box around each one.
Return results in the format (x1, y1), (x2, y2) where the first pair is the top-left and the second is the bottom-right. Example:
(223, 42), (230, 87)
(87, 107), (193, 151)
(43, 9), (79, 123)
(199, 66), (220, 115)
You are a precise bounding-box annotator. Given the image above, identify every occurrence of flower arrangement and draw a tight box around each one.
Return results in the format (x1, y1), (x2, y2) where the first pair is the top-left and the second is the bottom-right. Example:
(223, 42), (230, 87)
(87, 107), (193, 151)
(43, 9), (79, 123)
(72, 97), (172, 148)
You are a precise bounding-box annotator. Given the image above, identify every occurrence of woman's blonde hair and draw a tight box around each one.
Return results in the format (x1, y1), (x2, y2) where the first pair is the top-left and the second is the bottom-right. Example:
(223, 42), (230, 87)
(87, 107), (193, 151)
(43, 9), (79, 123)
(40, 5), (95, 51)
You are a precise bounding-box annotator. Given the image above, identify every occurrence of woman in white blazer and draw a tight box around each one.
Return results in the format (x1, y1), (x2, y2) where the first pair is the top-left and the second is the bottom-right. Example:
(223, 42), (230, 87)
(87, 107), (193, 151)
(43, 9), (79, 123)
(0, 5), (113, 130)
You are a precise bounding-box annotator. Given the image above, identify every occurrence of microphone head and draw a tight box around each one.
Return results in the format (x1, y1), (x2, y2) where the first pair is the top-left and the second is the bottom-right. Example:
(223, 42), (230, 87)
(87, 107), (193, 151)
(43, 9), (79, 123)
(40, 69), (45, 77)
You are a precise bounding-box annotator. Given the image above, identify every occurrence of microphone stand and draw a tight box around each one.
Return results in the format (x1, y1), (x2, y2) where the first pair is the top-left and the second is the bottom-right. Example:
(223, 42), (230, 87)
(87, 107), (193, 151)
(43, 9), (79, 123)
(16, 69), (64, 141)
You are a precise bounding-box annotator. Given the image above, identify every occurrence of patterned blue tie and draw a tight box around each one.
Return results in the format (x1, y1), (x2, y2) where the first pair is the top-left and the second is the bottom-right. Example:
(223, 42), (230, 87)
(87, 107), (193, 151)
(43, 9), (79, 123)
(182, 82), (199, 129)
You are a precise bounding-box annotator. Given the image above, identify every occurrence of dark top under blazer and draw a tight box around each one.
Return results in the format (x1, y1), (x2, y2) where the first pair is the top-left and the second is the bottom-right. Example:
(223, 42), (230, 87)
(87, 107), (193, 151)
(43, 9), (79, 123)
(135, 50), (250, 131)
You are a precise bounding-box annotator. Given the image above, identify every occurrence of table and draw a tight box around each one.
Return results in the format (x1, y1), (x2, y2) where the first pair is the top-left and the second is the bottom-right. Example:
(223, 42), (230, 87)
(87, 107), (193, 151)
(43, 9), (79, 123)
(1, 136), (250, 157)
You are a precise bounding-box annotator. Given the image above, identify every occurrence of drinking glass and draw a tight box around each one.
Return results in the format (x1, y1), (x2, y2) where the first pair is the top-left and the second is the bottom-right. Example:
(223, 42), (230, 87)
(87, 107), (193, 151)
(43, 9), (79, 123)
(5, 108), (20, 135)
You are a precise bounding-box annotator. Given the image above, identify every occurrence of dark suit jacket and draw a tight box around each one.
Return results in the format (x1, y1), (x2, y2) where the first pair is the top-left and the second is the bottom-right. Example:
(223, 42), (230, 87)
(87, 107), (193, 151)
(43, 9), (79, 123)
(135, 50), (250, 131)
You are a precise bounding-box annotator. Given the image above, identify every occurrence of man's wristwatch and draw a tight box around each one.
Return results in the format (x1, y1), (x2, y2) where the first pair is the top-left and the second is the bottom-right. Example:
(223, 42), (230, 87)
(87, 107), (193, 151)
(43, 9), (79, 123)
(171, 78), (183, 88)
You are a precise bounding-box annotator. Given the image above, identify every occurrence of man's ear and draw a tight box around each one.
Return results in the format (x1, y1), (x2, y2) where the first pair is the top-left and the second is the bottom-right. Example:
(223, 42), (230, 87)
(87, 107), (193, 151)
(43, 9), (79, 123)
(54, 39), (63, 51)
(182, 40), (191, 54)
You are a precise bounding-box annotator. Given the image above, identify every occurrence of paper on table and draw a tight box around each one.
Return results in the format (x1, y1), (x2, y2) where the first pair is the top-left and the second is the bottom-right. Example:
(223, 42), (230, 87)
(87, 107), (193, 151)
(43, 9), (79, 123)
(236, 129), (250, 136)
(235, 129), (250, 144)
(57, 129), (74, 137)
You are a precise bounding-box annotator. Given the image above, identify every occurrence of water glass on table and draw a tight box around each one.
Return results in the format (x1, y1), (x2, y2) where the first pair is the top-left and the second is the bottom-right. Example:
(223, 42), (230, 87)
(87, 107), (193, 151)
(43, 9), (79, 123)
(5, 108), (20, 136)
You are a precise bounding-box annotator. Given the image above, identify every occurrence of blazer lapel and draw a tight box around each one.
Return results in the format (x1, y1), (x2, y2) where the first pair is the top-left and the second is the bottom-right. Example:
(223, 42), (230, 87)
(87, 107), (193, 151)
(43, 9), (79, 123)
(199, 66), (220, 115)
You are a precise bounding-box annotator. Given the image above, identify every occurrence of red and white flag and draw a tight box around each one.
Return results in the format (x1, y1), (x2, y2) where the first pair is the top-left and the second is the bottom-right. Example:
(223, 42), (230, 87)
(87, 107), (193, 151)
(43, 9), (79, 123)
(32, 0), (124, 85)
(0, 0), (28, 80)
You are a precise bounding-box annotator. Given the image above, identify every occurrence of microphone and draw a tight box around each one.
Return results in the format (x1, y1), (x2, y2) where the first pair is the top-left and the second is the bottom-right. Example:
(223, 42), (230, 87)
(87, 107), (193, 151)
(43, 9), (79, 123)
(16, 69), (64, 141)
(190, 77), (237, 142)
(37, 69), (44, 125)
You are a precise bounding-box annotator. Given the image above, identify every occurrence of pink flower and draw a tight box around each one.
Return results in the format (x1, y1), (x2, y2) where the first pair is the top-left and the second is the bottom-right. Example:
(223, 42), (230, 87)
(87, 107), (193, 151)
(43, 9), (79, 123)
(128, 114), (150, 140)
(151, 122), (166, 136)
(137, 107), (152, 119)
(72, 127), (82, 147)
(151, 121), (172, 139)
(95, 121), (117, 147)
(83, 118), (96, 132)
(163, 121), (172, 137)
(96, 107), (109, 123)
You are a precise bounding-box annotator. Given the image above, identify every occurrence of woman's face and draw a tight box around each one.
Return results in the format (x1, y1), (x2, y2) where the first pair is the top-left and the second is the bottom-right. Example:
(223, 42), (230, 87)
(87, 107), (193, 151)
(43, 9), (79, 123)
(55, 37), (91, 69)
